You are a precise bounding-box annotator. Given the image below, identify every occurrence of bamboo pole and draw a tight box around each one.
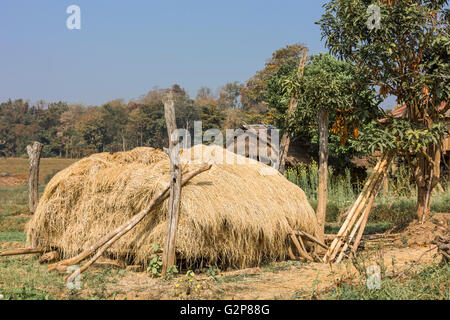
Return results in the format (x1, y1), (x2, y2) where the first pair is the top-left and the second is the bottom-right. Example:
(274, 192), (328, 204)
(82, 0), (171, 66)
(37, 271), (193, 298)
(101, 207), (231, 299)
(0, 248), (46, 257)
(329, 155), (391, 262)
(325, 154), (385, 258)
(294, 230), (328, 250)
(289, 234), (314, 262)
(350, 172), (386, 256)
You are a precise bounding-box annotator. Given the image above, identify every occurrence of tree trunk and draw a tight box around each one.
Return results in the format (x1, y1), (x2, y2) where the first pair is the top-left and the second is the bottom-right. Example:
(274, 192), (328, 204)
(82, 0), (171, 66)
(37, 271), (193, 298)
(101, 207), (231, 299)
(415, 146), (440, 221)
(26, 142), (43, 214)
(316, 110), (329, 241)
(278, 98), (297, 174)
(278, 49), (308, 174)
(416, 185), (429, 221)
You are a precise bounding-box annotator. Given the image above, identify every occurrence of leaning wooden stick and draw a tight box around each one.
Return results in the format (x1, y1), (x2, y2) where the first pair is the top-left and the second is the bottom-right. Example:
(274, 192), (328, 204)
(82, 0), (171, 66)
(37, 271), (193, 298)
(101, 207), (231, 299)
(64, 163), (212, 282)
(294, 230), (328, 250)
(289, 233), (314, 262)
(50, 163), (212, 272)
(0, 247), (46, 257)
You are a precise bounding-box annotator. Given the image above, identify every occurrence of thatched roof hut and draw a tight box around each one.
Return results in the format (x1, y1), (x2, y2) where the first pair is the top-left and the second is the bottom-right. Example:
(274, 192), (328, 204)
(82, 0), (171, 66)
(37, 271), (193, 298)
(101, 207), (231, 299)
(27, 145), (317, 269)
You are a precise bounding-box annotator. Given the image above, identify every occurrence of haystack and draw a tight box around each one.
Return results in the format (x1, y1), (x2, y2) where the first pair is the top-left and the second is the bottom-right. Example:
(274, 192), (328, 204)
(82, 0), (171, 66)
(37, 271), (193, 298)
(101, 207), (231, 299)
(27, 145), (317, 269)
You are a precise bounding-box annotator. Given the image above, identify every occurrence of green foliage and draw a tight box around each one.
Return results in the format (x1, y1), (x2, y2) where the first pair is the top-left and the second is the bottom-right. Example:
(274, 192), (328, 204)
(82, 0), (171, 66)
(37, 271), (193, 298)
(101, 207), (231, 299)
(242, 43), (307, 111)
(0, 232), (26, 243)
(147, 244), (163, 278)
(319, 0), (449, 108)
(206, 266), (221, 282)
(165, 265), (179, 280)
(285, 161), (356, 206)
(358, 119), (448, 154)
(267, 53), (381, 168)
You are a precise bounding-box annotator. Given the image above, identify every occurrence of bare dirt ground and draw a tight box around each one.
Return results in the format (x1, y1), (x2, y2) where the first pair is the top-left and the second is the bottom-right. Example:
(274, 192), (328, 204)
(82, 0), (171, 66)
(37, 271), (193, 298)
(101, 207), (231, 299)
(98, 215), (448, 300)
(101, 245), (439, 300)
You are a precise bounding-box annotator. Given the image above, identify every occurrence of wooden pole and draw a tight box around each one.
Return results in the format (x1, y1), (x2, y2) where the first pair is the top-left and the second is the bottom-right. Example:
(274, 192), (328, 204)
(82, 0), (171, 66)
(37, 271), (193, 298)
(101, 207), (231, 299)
(0, 247), (46, 257)
(278, 49), (308, 174)
(329, 156), (392, 262)
(26, 142), (43, 214)
(294, 230), (328, 250)
(161, 92), (183, 277)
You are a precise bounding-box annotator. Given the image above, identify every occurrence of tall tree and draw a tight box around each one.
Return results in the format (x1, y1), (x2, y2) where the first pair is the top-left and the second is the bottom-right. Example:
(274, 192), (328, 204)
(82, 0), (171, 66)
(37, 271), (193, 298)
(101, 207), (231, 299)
(319, 0), (449, 220)
(242, 43), (308, 112)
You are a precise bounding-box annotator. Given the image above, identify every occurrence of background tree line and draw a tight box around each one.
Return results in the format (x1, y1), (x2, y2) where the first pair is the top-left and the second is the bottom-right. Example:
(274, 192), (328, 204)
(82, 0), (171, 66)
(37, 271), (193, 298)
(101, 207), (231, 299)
(0, 44), (381, 168)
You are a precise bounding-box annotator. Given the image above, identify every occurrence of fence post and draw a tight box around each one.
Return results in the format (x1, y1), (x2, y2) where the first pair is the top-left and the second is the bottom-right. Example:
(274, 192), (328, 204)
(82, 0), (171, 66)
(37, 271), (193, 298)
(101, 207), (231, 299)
(26, 142), (43, 214)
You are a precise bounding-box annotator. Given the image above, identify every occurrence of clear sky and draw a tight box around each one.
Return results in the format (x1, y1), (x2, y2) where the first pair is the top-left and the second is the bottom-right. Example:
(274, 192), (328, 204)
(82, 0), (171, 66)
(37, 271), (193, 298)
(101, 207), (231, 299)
(1, 0), (334, 106)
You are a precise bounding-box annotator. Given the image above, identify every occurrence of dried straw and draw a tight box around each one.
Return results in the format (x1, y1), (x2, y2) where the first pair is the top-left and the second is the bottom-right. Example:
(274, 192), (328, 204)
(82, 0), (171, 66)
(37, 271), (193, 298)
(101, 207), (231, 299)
(27, 145), (317, 269)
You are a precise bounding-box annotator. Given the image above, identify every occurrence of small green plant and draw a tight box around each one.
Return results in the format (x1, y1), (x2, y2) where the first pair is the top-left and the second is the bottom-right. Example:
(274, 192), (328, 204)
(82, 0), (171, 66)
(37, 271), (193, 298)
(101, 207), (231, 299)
(401, 236), (408, 245)
(206, 266), (221, 282)
(147, 244), (163, 278)
(165, 265), (179, 280)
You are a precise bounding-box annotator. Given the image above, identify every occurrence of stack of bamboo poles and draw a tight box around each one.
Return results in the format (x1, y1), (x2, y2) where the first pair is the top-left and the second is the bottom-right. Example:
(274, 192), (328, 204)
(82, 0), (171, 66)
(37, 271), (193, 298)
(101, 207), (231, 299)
(323, 152), (394, 264)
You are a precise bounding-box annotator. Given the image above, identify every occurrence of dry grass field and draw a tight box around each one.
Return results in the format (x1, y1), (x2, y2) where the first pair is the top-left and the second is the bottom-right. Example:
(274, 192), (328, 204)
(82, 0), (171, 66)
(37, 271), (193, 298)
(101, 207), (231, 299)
(0, 158), (76, 187)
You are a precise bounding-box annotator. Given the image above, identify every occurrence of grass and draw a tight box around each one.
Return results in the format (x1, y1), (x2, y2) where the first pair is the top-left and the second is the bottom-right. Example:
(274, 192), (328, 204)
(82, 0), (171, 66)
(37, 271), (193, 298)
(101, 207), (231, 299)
(0, 254), (128, 300)
(324, 263), (450, 300)
(0, 232), (26, 243)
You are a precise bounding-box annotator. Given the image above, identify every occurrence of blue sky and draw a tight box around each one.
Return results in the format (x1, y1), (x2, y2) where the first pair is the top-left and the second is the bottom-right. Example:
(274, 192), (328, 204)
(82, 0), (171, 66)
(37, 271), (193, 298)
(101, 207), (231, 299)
(1, 1), (397, 108)
(0, 0), (331, 105)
